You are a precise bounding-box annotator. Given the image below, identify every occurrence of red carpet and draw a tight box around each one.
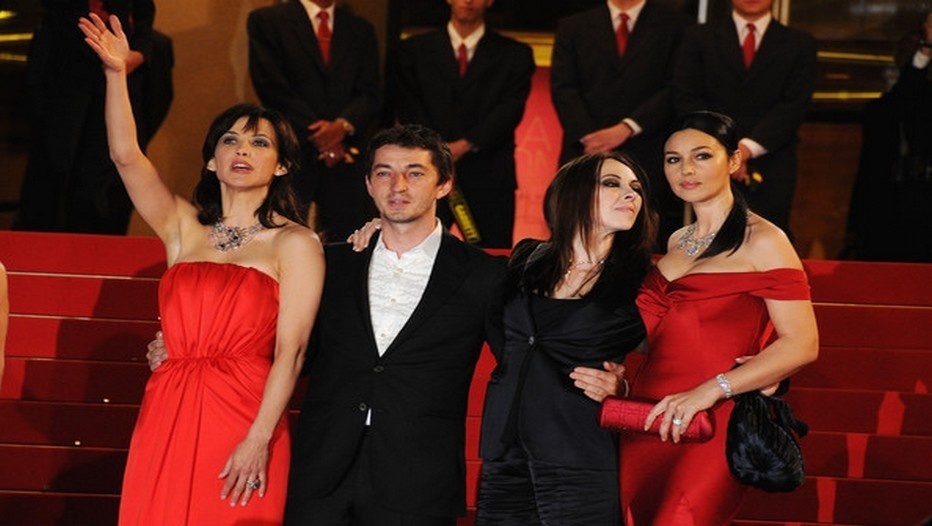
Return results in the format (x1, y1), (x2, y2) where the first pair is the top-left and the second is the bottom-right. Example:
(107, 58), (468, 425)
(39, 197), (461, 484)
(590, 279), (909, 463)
(0, 232), (929, 525)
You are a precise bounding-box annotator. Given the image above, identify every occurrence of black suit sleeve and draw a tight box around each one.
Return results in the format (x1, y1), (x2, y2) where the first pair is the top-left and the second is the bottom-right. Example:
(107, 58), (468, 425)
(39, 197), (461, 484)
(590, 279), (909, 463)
(550, 19), (597, 145)
(746, 31), (817, 152)
(247, 9), (321, 132)
(395, 38), (432, 127)
(337, 21), (381, 133)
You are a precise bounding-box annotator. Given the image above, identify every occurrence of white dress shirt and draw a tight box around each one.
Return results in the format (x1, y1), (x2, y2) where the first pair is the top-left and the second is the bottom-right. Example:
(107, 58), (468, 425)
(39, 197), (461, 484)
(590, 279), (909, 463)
(368, 221), (443, 357)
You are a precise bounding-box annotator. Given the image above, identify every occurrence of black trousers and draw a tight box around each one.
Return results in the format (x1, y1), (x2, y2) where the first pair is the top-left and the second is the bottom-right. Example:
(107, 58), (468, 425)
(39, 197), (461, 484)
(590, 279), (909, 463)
(284, 429), (455, 526)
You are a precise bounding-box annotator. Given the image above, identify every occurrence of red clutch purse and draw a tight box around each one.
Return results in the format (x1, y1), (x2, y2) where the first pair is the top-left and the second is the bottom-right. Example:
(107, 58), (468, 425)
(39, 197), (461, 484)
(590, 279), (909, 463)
(599, 396), (715, 442)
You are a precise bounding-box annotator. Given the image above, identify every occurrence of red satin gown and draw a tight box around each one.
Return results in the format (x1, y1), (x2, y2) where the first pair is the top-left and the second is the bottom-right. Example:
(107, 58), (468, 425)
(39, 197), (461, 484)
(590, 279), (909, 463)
(621, 268), (810, 525)
(119, 262), (289, 525)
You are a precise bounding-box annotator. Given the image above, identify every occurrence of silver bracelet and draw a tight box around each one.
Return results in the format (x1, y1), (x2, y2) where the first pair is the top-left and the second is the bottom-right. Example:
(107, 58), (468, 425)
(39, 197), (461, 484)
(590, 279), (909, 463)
(716, 373), (733, 399)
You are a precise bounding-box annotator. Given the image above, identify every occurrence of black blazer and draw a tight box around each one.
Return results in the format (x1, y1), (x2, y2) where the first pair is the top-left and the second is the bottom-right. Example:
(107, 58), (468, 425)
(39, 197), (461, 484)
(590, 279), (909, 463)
(479, 240), (644, 468)
(287, 232), (505, 518)
(551, 2), (689, 165)
(247, 0), (381, 155)
(395, 30), (535, 191)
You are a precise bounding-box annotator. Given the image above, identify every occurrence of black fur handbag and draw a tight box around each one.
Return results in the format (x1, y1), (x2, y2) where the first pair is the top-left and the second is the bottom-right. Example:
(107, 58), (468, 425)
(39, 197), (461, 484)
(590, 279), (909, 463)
(725, 392), (808, 492)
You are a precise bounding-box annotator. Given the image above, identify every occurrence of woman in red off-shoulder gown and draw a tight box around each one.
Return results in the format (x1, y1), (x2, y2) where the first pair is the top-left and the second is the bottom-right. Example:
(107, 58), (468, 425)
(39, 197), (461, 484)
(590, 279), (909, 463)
(618, 112), (819, 525)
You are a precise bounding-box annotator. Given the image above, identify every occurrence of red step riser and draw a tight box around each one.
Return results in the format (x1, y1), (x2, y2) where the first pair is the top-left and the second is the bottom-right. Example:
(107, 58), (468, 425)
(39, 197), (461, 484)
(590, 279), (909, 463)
(1, 359), (150, 404)
(792, 347), (932, 392)
(0, 401), (138, 448)
(0, 446), (125, 494)
(804, 259), (932, 306)
(813, 304), (932, 349)
(0, 232), (165, 277)
(785, 389), (932, 436)
(6, 316), (160, 361)
(8, 274), (159, 320)
(0, 493), (119, 525)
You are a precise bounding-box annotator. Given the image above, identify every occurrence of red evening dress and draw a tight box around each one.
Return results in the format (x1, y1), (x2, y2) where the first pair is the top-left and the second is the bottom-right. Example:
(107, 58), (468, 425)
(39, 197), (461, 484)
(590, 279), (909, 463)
(620, 267), (811, 525)
(118, 262), (289, 525)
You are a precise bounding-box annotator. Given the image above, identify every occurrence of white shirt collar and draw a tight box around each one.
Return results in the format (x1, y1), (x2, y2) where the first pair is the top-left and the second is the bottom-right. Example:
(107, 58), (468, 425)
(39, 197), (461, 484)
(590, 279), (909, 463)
(301, 0), (335, 31)
(607, 0), (646, 31)
(733, 10), (771, 42)
(447, 21), (485, 58)
(373, 219), (444, 261)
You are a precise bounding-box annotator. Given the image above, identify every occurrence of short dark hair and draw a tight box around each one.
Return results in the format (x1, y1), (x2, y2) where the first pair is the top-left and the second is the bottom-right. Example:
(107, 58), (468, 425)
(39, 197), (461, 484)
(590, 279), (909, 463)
(670, 111), (749, 258)
(194, 103), (304, 228)
(365, 124), (454, 185)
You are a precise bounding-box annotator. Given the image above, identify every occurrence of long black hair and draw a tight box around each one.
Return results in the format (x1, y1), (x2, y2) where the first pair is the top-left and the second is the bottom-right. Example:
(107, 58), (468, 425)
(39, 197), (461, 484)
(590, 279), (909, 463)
(670, 111), (750, 259)
(510, 151), (657, 302)
(194, 103), (304, 228)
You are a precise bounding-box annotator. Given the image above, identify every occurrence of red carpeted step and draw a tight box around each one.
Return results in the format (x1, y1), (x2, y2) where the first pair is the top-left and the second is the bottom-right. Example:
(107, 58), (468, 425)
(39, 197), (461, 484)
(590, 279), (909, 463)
(0, 492), (119, 526)
(813, 303), (932, 349)
(802, 432), (932, 482)
(9, 273), (159, 320)
(804, 259), (932, 306)
(793, 347), (932, 392)
(737, 476), (932, 526)
(0, 231), (165, 277)
(6, 316), (160, 361)
(0, 444), (126, 494)
(0, 400), (137, 448)
(1, 358), (149, 404)
(785, 388), (932, 436)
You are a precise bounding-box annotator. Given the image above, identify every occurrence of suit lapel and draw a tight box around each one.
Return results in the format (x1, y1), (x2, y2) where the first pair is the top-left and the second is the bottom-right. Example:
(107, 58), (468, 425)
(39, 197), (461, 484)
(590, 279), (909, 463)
(329, 7), (350, 69)
(382, 233), (469, 357)
(354, 237), (379, 354)
(436, 32), (463, 83)
(284, 0), (327, 73)
(750, 20), (786, 76)
(713, 20), (747, 79)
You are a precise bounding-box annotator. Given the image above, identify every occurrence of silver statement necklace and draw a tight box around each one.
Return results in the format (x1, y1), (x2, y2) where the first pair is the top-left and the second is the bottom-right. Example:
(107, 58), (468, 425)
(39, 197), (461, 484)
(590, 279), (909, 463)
(677, 223), (716, 257)
(210, 221), (265, 252)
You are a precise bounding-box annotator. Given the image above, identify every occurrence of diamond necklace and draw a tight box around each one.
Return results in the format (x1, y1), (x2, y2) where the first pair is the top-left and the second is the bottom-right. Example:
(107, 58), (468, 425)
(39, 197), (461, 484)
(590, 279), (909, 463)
(677, 223), (716, 257)
(210, 221), (265, 252)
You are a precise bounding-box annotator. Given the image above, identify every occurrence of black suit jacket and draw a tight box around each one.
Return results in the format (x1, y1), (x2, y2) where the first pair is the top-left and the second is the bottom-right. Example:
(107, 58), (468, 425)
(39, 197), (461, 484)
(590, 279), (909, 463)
(551, 2), (689, 165)
(286, 232), (505, 518)
(395, 30), (535, 191)
(672, 18), (817, 230)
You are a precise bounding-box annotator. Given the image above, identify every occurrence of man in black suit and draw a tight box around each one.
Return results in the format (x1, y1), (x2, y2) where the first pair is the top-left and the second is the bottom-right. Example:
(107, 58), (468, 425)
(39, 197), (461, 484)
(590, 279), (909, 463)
(395, 0), (535, 248)
(248, 0), (381, 242)
(284, 125), (505, 525)
(14, 0), (157, 234)
(550, 0), (690, 247)
(672, 0), (817, 235)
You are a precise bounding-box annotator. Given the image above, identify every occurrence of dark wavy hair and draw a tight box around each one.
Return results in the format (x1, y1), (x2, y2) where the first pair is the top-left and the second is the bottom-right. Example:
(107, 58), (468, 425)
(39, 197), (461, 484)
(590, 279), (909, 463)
(670, 111), (750, 259)
(511, 151), (657, 302)
(365, 124), (454, 185)
(194, 103), (304, 227)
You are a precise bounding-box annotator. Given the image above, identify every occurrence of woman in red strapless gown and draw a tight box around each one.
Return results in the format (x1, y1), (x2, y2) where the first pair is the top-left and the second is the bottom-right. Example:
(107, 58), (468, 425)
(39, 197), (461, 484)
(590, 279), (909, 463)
(619, 112), (819, 525)
(80, 14), (324, 525)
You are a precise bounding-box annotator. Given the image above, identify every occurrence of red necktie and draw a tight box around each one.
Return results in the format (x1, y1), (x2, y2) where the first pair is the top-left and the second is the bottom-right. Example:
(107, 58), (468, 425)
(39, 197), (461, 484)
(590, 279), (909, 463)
(457, 43), (468, 77)
(317, 11), (332, 65)
(616, 13), (630, 57)
(742, 23), (756, 69)
(88, 0), (110, 19)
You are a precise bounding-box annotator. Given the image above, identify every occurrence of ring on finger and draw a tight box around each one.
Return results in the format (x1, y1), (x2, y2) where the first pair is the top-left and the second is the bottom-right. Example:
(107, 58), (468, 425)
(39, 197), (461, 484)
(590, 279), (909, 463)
(246, 479), (260, 490)
(672, 417), (683, 426)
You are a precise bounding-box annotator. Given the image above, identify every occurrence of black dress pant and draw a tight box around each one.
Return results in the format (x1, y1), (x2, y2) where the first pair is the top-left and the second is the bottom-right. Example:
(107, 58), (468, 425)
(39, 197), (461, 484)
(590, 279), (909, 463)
(285, 429), (456, 526)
